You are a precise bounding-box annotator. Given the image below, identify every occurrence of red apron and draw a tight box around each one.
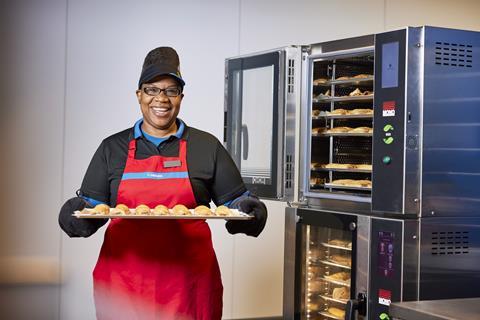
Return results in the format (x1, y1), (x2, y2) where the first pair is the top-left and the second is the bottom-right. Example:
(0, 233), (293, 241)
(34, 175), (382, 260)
(92, 139), (223, 320)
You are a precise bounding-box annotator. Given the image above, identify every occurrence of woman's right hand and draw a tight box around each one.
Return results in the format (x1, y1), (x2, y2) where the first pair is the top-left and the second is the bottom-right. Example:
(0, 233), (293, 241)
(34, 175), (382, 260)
(58, 197), (108, 237)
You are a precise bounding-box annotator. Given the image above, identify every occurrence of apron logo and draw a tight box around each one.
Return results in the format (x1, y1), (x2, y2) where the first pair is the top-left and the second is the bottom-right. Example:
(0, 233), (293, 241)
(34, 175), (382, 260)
(147, 173), (164, 178)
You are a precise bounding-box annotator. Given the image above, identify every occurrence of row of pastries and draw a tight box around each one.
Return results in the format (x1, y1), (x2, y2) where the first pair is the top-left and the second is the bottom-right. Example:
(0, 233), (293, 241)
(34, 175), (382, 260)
(89, 203), (232, 216)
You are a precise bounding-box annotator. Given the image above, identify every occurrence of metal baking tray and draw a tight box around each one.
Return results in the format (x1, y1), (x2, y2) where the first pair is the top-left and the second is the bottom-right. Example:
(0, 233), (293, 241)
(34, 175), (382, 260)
(311, 167), (372, 173)
(320, 259), (351, 270)
(321, 276), (350, 287)
(321, 242), (352, 251)
(312, 132), (372, 137)
(324, 183), (372, 191)
(312, 113), (373, 120)
(319, 311), (344, 320)
(313, 95), (374, 103)
(320, 294), (348, 305)
(73, 208), (253, 220)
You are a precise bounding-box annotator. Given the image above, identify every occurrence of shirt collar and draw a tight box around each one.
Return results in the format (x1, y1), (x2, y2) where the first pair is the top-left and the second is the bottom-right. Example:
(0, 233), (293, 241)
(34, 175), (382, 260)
(133, 118), (185, 141)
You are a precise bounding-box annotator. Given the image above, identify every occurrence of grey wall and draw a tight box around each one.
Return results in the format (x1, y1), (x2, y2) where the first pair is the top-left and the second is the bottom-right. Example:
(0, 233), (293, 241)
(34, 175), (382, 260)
(1, 0), (479, 319)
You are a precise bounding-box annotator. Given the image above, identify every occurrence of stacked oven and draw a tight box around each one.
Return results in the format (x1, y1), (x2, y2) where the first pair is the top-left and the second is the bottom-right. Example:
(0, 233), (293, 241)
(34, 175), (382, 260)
(224, 26), (480, 320)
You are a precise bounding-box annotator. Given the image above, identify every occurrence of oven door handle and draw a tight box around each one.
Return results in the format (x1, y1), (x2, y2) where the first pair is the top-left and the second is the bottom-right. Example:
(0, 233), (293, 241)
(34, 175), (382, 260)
(241, 124), (249, 160)
(345, 292), (367, 320)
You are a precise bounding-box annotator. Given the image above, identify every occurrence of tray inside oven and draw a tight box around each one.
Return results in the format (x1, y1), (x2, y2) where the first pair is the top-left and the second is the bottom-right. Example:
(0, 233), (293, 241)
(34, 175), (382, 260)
(324, 183), (371, 191)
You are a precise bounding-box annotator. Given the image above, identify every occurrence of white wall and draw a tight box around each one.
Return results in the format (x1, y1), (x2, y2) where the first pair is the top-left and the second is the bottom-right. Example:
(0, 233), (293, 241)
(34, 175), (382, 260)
(1, 0), (480, 319)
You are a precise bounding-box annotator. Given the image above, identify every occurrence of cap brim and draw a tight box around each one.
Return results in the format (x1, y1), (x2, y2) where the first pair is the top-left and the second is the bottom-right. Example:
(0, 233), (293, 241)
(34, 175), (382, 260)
(139, 65), (185, 88)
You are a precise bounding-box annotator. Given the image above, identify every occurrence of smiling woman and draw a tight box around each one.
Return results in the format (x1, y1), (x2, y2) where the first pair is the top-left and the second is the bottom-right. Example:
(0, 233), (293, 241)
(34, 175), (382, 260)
(57, 46), (268, 320)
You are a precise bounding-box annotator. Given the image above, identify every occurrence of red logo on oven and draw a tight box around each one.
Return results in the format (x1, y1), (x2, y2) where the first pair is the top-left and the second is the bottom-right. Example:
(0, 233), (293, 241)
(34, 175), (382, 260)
(382, 101), (396, 117)
(378, 289), (392, 306)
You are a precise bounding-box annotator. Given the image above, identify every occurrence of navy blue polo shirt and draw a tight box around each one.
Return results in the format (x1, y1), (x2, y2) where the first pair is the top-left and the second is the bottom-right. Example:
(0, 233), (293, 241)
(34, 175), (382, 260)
(80, 118), (246, 207)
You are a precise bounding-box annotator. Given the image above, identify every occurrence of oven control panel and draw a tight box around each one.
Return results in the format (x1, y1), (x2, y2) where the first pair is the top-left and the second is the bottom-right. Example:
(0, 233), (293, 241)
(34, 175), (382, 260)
(372, 29), (407, 214)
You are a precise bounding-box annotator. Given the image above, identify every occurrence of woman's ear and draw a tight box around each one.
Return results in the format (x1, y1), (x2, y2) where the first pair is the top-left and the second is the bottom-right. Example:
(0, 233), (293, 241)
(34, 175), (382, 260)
(135, 89), (142, 103)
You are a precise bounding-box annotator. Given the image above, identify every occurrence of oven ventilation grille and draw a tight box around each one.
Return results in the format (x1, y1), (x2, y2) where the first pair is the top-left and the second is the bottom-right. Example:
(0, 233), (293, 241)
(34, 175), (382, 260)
(435, 42), (473, 68)
(285, 154), (293, 189)
(431, 231), (469, 255)
(287, 59), (295, 93)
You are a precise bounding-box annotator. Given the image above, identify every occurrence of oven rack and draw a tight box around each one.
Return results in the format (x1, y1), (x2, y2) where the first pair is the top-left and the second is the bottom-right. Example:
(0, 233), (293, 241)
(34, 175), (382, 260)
(319, 295), (348, 305)
(321, 277), (350, 287)
(312, 114), (373, 120)
(312, 132), (372, 137)
(323, 183), (372, 191)
(312, 95), (373, 103)
(319, 311), (344, 320)
(313, 75), (374, 87)
(321, 242), (352, 251)
(320, 259), (351, 270)
(311, 167), (372, 173)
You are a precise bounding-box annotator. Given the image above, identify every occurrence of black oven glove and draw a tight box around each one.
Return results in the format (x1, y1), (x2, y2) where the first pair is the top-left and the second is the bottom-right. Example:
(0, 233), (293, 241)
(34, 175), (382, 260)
(58, 196), (108, 238)
(225, 195), (267, 237)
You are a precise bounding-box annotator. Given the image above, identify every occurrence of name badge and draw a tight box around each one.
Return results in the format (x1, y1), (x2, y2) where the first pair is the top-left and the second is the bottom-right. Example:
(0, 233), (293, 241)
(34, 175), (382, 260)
(163, 160), (181, 168)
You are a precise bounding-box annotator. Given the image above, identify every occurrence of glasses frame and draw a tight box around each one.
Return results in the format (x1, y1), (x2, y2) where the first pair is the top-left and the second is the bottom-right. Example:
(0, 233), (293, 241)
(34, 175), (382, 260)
(142, 86), (182, 97)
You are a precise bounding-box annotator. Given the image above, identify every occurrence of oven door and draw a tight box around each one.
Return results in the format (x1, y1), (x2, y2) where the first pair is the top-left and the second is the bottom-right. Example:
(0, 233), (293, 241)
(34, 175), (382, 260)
(284, 207), (369, 320)
(225, 51), (283, 199)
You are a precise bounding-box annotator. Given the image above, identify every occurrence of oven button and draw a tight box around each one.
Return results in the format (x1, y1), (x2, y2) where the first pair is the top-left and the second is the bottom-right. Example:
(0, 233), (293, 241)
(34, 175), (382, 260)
(382, 156), (392, 164)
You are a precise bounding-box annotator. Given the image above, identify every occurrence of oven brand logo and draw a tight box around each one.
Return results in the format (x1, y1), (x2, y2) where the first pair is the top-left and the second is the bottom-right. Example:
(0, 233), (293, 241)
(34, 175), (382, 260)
(378, 288), (392, 306)
(382, 101), (396, 117)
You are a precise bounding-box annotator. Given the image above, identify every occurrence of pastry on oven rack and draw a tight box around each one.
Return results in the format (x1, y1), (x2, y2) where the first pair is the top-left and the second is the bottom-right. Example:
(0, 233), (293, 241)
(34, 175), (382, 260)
(332, 286), (350, 300)
(153, 204), (169, 215)
(310, 177), (325, 186)
(327, 127), (352, 133)
(353, 164), (372, 171)
(328, 239), (352, 247)
(310, 162), (323, 169)
(323, 163), (354, 169)
(330, 254), (351, 267)
(194, 205), (213, 216)
(93, 204), (110, 215)
(327, 108), (348, 115)
(352, 73), (373, 79)
(348, 88), (363, 96)
(135, 204), (151, 215)
(331, 179), (371, 188)
(327, 307), (346, 318)
(312, 109), (321, 117)
(347, 108), (373, 115)
(336, 76), (351, 81)
(313, 77), (328, 85)
(348, 126), (372, 133)
(172, 204), (191, 215)
(111, 204), (130, 215)
(315, 89), (331, 99)
(312, 127), (327, 135)
(362, 90), (373, 95)
(325, 271), (350, 282)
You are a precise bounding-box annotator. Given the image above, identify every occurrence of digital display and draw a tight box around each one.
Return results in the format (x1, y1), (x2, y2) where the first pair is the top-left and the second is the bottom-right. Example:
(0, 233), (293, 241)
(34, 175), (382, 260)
(378, 231), (394, 277)
(381, 42), (399, 88)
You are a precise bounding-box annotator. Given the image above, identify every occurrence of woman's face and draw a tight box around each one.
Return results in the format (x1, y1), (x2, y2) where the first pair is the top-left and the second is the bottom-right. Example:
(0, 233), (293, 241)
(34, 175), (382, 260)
(136, 75), (183, 137)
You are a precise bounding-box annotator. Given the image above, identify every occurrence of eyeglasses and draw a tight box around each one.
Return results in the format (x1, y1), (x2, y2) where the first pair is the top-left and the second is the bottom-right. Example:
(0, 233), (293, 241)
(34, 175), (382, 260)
(143, 86), (182, 97)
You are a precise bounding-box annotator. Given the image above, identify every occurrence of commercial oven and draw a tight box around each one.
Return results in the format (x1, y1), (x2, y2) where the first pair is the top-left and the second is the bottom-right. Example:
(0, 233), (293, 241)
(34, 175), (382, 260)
(224, 26), (480, 319)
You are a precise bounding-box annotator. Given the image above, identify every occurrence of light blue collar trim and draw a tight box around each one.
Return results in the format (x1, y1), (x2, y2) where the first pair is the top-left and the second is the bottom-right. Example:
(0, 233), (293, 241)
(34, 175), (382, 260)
(133, 118), (185, 147)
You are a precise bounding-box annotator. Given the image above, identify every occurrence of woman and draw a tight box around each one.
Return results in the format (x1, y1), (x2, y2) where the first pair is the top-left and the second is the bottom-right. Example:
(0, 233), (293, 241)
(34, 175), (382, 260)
(59, 47), (267, 320)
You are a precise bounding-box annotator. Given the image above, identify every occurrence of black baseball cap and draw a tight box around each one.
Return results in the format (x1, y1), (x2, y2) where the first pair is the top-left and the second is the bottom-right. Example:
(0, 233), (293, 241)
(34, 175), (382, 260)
(138, 47), (185, 89)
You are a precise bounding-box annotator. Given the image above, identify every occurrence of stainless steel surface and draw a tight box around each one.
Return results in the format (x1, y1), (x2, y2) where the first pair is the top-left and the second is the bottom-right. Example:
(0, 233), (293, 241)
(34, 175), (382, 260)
(402, 219), (420, 301)
(283, 207), (297, 319)
(403, 27), (423, 215)
(390, 298), (480, 320)
(421, 26), (480, 218)
(356, 215), (370, 320)
(283, 46), (303, 201)
(418, 217), (480, 300)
